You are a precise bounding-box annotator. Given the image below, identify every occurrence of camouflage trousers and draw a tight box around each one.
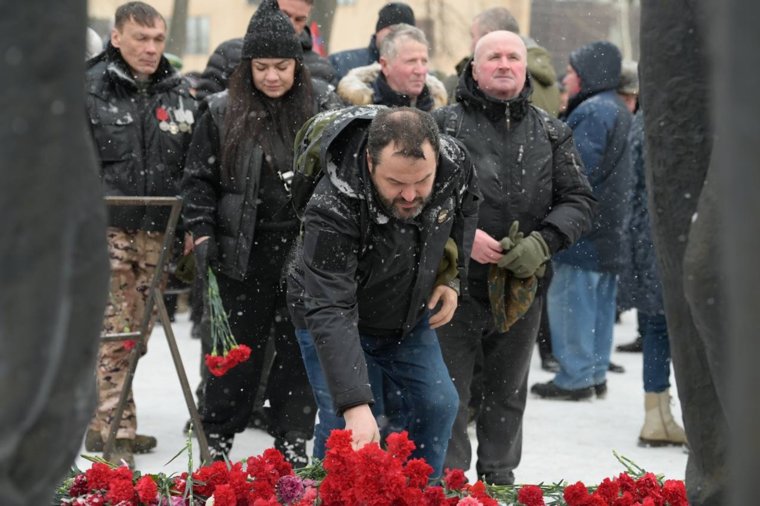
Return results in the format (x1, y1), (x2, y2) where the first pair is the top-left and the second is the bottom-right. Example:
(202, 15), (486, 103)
(88, 227), (165, 440)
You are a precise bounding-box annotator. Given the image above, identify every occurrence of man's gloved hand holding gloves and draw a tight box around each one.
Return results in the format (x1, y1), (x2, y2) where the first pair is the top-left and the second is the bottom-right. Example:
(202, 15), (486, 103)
(498, 221), (550, 278)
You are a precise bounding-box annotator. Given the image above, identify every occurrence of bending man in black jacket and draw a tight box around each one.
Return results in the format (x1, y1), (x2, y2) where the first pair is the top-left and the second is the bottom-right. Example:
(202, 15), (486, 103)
(287, 106), (480, 479)
(433, 31), (595, 485)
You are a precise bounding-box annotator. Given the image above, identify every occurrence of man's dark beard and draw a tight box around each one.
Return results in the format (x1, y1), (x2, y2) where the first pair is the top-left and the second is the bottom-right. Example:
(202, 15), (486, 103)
(378, 193), (431, 223)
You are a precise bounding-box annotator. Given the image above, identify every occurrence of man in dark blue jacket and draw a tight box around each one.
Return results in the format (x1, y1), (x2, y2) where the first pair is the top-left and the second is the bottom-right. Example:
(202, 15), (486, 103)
(532, 41), (632, 401)
(328, 2), (415, 80)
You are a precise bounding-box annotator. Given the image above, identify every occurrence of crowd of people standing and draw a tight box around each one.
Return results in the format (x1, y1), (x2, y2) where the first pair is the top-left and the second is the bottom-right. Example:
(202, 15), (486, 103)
(84, 0), (687, 489)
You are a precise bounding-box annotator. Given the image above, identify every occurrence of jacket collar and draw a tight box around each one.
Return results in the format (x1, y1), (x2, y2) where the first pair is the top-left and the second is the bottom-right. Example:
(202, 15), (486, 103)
(89, 42), (182, 94)
(455, 59), (532, 123)
(372, 73), (434, 111)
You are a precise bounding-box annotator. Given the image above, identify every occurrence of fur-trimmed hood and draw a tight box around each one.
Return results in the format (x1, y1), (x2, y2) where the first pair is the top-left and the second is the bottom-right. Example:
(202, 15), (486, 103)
(337, 62), (447, 110)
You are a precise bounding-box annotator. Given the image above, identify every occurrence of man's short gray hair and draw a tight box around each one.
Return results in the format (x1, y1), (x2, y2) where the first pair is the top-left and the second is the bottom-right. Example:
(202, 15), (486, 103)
(473, 7), (520, 35)
(380, 23), (428, 60)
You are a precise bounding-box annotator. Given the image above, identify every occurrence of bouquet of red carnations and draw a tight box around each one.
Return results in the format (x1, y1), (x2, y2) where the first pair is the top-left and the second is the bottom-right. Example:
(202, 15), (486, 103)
(204, 269), (251, 377)
(57, 431), (688, 505)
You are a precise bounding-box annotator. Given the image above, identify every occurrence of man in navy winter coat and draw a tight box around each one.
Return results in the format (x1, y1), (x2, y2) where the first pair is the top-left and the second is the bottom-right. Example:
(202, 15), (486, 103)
(532, 41), (632, 401)
(328, 2), (415, 80)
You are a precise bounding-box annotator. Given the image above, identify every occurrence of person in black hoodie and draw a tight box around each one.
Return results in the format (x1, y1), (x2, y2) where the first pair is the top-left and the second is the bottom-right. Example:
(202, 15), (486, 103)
(433, 31), (595, 485)
(181, 0), (341, 465)
(84, 1), (197, 468)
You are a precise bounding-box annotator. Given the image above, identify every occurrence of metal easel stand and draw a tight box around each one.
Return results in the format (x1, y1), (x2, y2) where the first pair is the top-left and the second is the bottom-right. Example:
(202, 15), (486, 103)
(100, 196), (210, 464)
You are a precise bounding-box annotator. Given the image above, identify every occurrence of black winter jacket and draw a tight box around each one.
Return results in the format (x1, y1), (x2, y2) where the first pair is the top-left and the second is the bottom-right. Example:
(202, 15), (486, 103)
(301, 27), (338, 86)
(287, 106), (480, 413)
(433, 63), (596, 296)
(181, 80), (342, 281)
(86, 44), (196, 231)
(194, 38), (243, 100)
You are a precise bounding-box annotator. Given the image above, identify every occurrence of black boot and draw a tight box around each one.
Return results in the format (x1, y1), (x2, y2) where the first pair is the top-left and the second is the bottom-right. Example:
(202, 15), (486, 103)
(616, 336), (643, 353)
(274, 431), (309, 468)
(207, 433), (234, 462)
(531, 381), (594, 401)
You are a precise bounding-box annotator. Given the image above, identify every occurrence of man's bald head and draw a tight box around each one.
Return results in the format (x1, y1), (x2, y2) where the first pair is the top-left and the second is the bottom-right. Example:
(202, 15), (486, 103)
(472, 31), (528, 100)
(474, 30), (526, 62)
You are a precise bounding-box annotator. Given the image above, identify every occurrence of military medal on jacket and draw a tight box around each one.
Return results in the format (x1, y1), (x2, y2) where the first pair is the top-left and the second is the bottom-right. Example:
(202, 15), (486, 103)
(155, 99), (194, 135)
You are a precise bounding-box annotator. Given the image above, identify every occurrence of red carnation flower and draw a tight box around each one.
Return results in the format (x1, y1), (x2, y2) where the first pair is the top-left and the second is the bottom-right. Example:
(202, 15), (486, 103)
(662, 479), (688, 506)
(136, 475), (158, 503)
(423, 485), (447, 506)
(404, 458), (433, 488)
(444, 468), (467, 491)
(386, 430), (416, 461)
(212, 484), (237, 506)
(517, 484), (546, 506)
(616, 472), (636, 494)
(68, 474), (89, 497)
(85, 463), (113, 491)
(563, 481), (591, 506)
(105, 477), (136, 504)
(205, 353), (233, 377)
(613, 491), (636, 506)
(227, 344), (252, 366)
(596, 477), (620, 503)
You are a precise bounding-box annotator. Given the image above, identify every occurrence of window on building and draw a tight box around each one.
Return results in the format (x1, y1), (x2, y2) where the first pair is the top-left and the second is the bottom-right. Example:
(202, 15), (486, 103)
(185, 16), (210, 55)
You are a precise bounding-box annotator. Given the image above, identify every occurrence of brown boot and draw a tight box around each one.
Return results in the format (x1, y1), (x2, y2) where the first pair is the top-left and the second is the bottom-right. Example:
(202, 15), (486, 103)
(85, 430), (157, 454)
(639, 390), (688, 446)
(108, 438), (135, 468)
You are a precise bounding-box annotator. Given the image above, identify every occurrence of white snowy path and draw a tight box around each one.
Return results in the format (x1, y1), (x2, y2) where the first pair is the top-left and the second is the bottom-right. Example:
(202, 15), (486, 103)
(76, 310), (687, 485)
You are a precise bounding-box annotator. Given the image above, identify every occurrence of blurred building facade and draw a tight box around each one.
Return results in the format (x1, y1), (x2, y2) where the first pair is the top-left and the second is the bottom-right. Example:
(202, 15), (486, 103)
(87, 0), (638, 81)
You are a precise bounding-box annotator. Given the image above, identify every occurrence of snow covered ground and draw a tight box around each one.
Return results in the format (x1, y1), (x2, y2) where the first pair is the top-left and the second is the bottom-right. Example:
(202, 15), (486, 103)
(76, 309), (688, 485)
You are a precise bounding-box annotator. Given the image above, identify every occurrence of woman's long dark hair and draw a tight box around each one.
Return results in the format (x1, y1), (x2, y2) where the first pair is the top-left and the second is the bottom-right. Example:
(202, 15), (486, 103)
(221, 58), (314, 183)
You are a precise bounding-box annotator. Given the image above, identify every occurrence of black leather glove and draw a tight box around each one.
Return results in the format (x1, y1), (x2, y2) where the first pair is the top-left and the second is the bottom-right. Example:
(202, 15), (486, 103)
(193, 238), (218, 282)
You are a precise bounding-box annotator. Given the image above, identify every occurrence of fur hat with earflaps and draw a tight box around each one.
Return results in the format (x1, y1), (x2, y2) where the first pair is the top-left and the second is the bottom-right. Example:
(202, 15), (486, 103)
(242, 0), (303, 60)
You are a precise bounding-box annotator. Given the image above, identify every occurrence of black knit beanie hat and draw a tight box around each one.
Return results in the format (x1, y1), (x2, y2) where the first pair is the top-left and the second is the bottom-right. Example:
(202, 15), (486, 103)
(242, 0), (303, 60)
(375, 2), (415, 32)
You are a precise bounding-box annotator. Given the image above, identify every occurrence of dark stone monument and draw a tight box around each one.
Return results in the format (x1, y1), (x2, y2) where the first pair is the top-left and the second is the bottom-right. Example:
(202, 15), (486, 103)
(0, 2), (109, 504)
(642, 0), (760, 504)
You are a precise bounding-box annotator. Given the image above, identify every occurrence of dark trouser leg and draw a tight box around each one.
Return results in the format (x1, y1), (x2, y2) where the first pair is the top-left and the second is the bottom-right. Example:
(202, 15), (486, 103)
(537, 266), (554, 360)
(476, 298), (541, 484)
(536, 295), (552, 359)
(266, 302), (317, 439)
(201, 271), (274, 438)
(639, 312), (671, 393)
(437, 297), (489, 472)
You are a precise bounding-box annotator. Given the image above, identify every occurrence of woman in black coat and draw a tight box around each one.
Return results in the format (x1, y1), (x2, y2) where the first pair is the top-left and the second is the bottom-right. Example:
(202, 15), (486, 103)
(181, 0), (341, 465)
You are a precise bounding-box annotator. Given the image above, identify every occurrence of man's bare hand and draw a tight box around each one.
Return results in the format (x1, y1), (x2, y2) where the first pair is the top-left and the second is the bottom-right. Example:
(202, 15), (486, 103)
(471, 228), (504, 264)
(428, 284), (458, 328)
(343, 404), (380, 450)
